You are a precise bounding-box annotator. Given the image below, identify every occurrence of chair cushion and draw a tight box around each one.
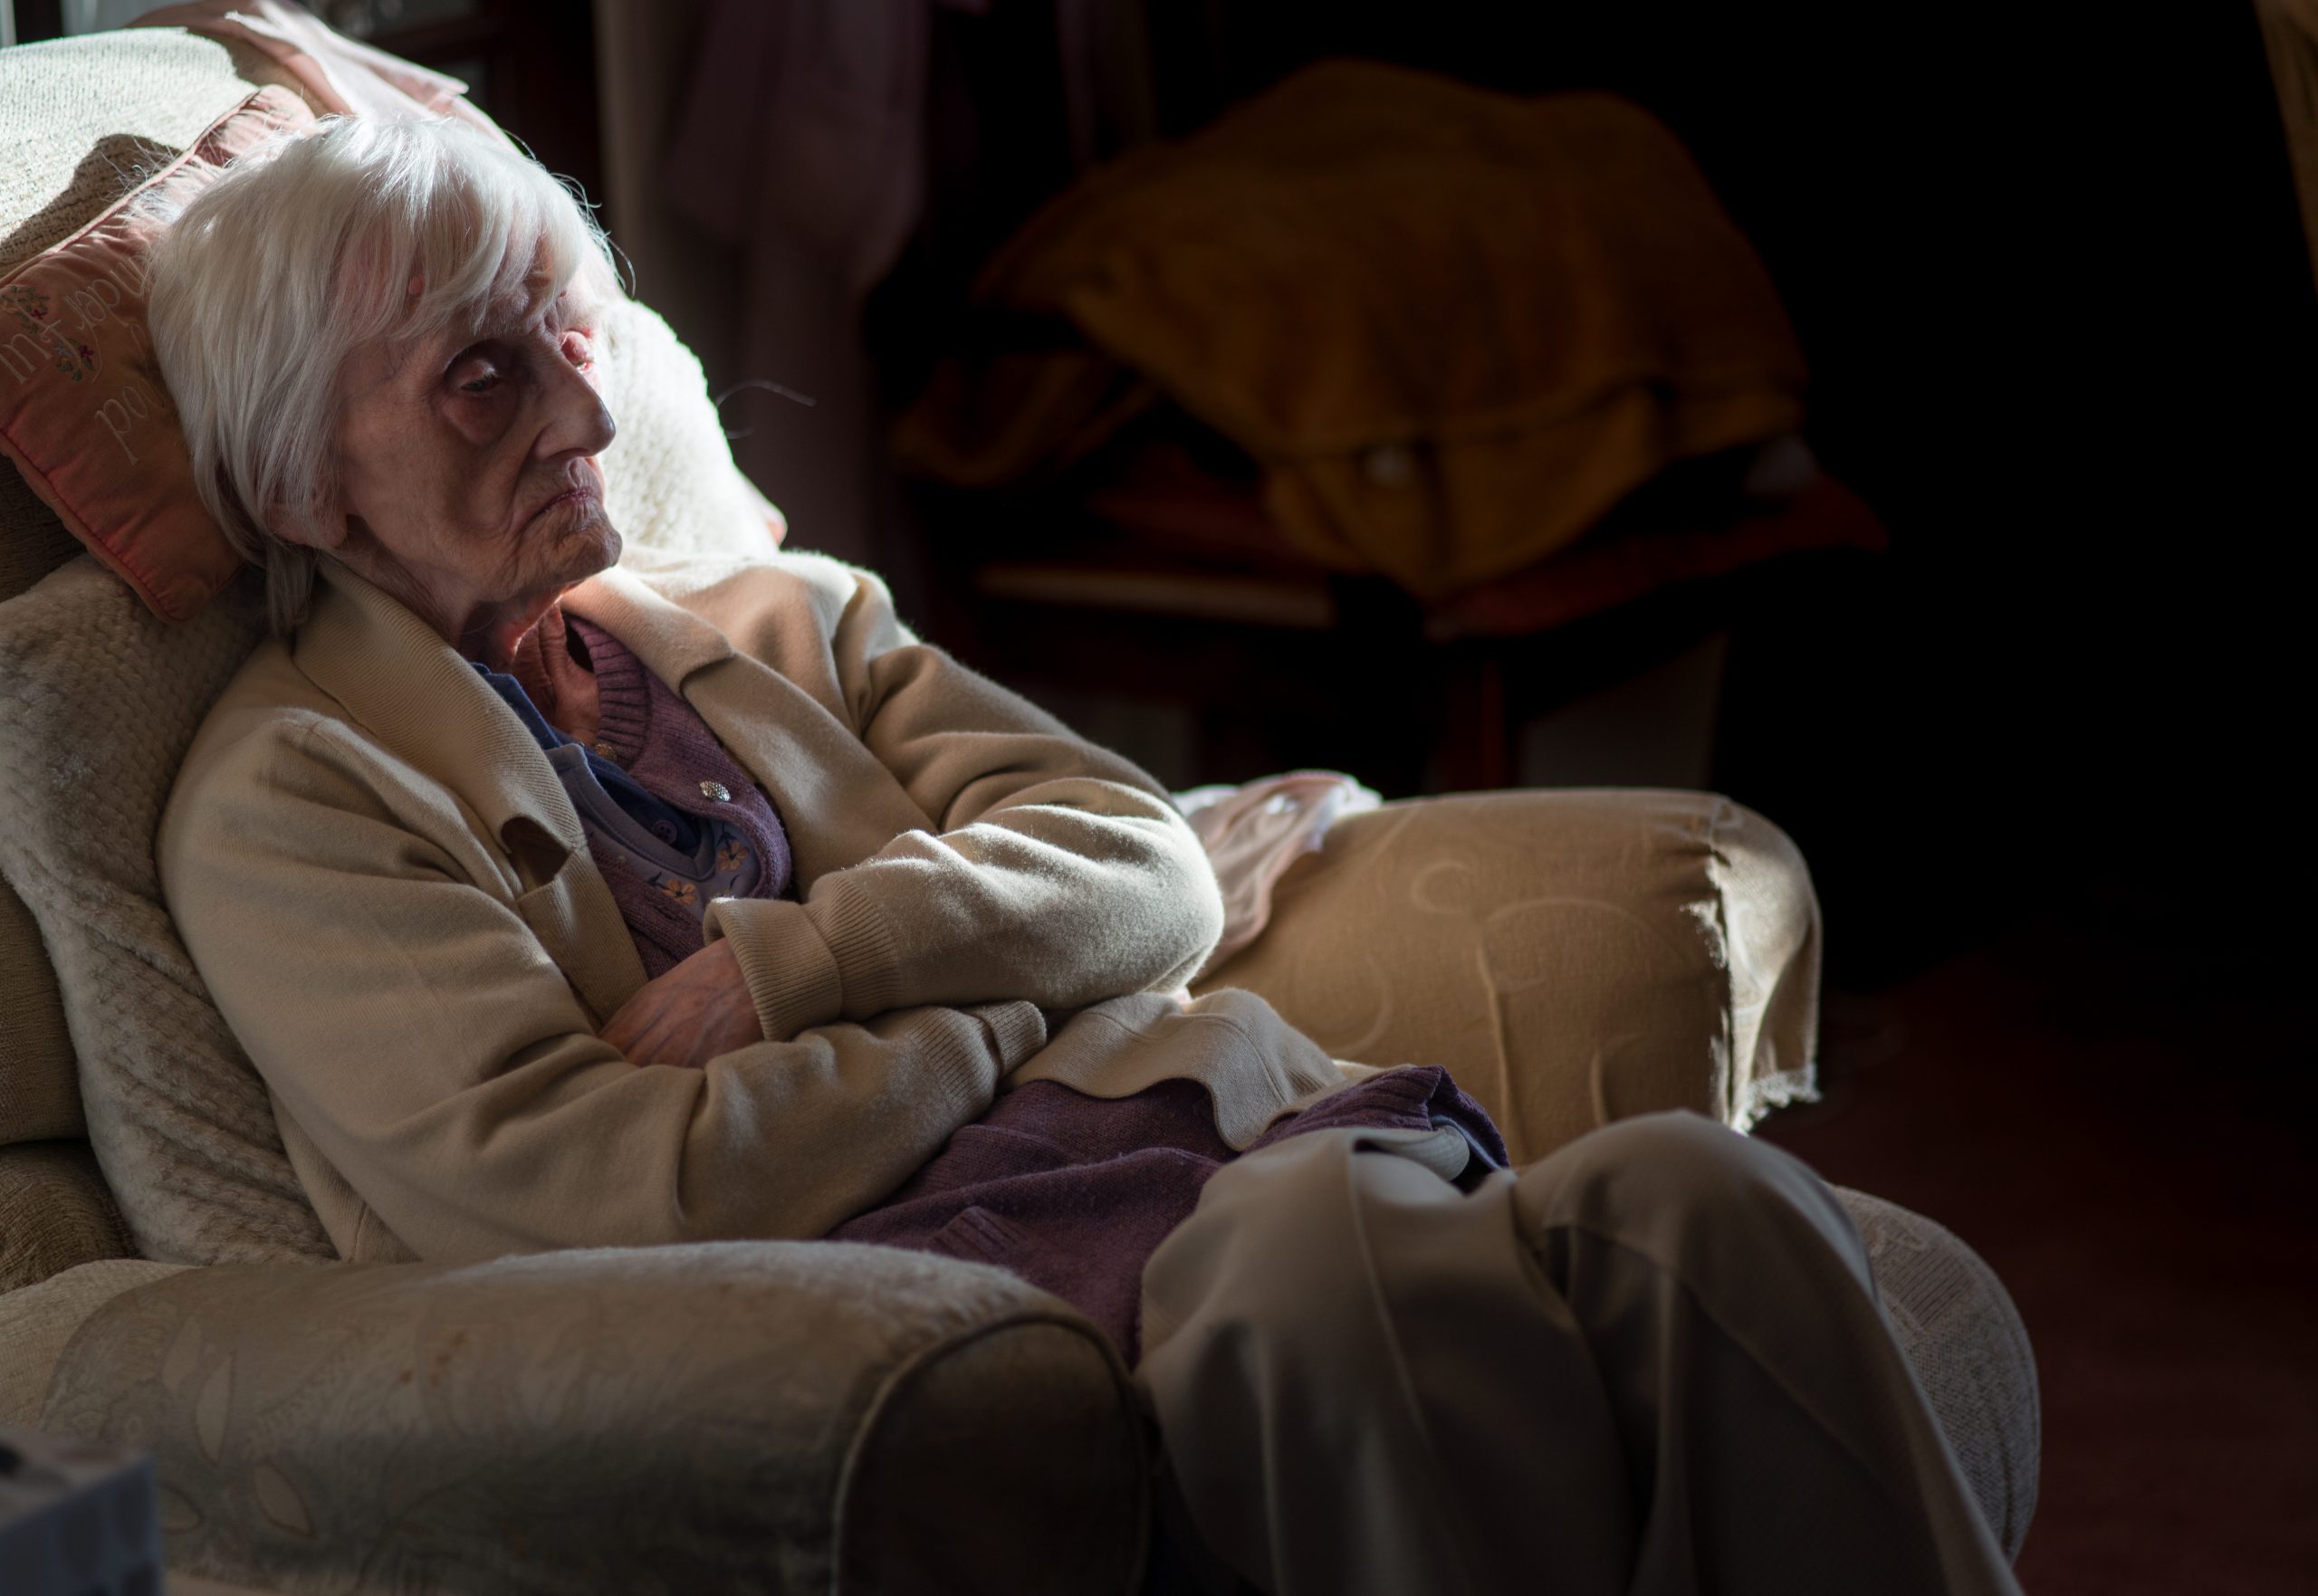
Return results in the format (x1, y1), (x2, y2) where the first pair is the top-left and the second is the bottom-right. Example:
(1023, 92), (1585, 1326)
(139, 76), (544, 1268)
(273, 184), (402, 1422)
(1197, 788), (1822, 1163)
(0, 559), (328, 1266)
(41, 1243), (1148, 1595)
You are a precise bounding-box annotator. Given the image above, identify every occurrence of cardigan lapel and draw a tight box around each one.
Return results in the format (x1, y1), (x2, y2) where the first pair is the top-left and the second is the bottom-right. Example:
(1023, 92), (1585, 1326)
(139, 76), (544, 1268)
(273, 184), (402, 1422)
(565, 565), (938, 887)
(293, 561), (647, 1021)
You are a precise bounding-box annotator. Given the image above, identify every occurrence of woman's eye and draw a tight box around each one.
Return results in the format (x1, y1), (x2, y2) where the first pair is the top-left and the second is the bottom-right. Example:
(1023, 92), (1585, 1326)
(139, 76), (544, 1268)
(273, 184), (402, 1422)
(452, 358), (500, 395)
(561, 333), (595, 372)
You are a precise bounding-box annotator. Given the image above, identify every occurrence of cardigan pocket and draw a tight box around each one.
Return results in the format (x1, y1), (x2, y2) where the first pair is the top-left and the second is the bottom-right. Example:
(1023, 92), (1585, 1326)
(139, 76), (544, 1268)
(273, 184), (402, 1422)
(504, 829), (648, 1025)
(499, 814), (570, 894)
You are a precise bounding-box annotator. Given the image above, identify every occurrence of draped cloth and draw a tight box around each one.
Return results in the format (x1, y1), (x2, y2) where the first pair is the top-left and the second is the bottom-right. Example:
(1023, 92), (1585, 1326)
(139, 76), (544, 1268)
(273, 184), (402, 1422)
(894, 61), (1809, 602)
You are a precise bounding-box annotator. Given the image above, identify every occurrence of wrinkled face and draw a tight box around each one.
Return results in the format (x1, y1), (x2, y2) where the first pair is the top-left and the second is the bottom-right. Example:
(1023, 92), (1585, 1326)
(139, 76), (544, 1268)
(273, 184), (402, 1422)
(325, 259), (619, 663)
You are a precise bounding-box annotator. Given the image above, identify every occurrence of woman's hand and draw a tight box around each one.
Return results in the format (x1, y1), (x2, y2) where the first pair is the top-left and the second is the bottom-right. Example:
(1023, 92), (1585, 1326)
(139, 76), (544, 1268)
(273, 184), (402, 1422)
(599, 939), (764, 1069)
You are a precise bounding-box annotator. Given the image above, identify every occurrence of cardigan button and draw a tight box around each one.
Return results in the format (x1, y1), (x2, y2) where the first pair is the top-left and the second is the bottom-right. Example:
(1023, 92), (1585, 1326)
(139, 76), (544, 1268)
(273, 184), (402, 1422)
(699, 780), (732, 802)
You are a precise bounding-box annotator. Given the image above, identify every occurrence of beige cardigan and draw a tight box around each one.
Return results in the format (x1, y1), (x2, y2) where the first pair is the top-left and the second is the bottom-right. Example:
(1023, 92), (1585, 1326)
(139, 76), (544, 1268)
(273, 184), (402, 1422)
(158, 551), (1352, 1264)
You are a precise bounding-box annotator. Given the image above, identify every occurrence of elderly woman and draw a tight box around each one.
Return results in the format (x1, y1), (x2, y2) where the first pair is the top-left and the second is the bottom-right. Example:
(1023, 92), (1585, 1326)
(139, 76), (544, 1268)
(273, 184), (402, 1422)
(148, 117), (2018, 1596)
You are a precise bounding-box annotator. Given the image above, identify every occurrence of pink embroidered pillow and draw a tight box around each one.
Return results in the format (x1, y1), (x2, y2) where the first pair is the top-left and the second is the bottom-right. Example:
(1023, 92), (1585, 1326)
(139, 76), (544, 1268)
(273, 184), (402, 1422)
(0, 87), (313, 623)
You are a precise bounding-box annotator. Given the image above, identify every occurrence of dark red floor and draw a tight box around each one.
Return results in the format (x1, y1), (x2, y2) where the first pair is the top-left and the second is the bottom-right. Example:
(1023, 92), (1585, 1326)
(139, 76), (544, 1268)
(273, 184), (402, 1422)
(1758, 920), (2318, 1595)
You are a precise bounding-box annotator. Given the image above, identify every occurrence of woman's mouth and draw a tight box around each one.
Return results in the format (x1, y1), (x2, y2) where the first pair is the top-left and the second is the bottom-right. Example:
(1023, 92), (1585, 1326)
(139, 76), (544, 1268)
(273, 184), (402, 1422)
(526, 484), (599, 528)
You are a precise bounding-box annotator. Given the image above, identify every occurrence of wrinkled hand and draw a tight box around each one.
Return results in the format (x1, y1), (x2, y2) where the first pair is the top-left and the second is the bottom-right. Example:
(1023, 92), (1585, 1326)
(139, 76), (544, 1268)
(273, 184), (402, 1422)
(600, 939), (764, 1069)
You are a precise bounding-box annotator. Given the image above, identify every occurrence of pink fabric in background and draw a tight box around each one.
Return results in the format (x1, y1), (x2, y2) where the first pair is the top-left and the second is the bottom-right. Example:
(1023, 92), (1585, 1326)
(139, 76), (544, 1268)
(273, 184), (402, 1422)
(136, 0), (496, 129)
(1176, 771), (1381, 979)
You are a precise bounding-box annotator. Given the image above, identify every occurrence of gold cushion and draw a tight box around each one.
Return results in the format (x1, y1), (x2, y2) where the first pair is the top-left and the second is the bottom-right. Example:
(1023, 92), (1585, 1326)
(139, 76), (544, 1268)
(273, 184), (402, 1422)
(1198, 788), (1821, 1163)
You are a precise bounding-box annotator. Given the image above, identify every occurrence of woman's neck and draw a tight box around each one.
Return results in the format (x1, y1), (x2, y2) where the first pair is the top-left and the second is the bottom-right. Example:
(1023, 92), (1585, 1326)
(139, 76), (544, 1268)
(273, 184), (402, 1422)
(504, 604), (603, 750)
(455, 582), (570, 673)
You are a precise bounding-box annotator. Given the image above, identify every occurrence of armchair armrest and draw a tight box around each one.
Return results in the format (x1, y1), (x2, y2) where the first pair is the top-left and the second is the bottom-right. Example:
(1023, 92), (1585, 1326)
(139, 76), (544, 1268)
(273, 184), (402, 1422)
(37, 1244), (1148, 1596)
(1, 1260), (191, 1428)
(1194, 789), (1822, 1161)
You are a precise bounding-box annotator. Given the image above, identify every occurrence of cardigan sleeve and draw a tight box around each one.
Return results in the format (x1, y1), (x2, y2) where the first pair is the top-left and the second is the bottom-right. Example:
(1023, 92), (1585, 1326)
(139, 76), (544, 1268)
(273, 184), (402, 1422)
(702, 566), (1227, 1043)
(160, 712), (1049, 1262)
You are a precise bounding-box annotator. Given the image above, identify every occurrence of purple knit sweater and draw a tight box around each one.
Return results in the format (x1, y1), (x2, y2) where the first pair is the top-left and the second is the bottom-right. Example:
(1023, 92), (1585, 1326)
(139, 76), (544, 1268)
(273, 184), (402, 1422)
(565, 617), (794, 978)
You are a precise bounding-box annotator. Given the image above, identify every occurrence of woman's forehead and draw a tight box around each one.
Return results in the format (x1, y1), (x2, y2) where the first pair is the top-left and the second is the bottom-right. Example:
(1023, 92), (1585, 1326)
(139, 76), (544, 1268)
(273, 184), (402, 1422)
(411, 270), (595, 349)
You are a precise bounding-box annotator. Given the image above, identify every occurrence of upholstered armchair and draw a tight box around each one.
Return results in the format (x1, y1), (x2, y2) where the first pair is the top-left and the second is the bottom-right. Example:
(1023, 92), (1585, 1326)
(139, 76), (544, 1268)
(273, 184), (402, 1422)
(0, 24), (2034, 1595)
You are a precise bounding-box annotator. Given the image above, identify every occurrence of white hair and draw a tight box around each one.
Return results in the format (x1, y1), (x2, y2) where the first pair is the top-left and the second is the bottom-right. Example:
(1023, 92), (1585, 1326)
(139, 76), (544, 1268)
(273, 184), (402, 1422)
(147, 116), (618, 633)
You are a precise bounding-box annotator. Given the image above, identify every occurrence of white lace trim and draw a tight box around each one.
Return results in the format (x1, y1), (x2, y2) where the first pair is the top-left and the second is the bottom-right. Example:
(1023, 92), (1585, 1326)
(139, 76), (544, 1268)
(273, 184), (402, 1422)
(1731, 1063), (1821, 1132)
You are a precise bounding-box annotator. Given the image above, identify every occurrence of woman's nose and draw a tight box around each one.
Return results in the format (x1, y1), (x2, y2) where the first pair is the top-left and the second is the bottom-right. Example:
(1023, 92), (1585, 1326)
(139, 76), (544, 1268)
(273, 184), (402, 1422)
(535, 352), (617, 462)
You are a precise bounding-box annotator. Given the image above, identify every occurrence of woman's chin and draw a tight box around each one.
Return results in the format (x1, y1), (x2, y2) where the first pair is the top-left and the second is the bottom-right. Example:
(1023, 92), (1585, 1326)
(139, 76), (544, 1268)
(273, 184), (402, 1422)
(550, 503), (622, 582)
(591, 521), (625, 572)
